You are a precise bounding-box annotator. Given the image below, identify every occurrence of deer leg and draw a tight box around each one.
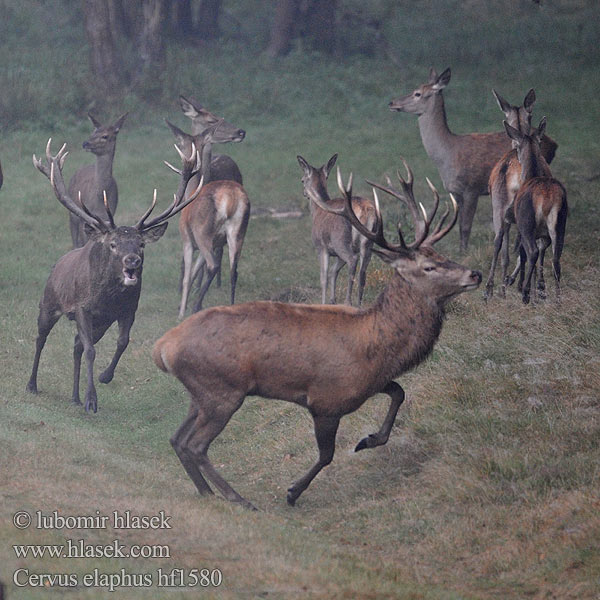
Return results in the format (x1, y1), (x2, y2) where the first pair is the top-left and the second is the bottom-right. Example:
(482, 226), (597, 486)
(181, 392), (255, 509)
(500, 224), (512, 297)
(536, 238), (550, 299)
(520, 237), (539, 305)
(287, 415), (340, 506)
(75, 310), (98, 413)
(99, 315), (134, 384)
(355, 381), (405, 452)
(329, 256), (345, 304)
(193, 253), (218, 312)
(170, 404), (213, 496)
(26, 308), (61, 395)
(343, 255), (358, 306)
(319, 250), (329, 304)
(179, 240), (195, 320)
(71, 334), (84, 405)
(458, 191), (479, 252)
(214, 245), (224, 289)
(357, 244), (373, 307)
(484, 225), (505, 301)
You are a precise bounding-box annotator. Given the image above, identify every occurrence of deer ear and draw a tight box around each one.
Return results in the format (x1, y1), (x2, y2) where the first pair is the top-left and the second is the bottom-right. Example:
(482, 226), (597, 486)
(523, 88), (536, 113)
(179, 95), (200, 118)
(428, 67), (438, 83)
(143, 222), (168, 243)
(88, 112), (102, 129)
(433, 68), (451, 90)
(372, 247), (407, 264)
(165, 119), (191, 147)
(112, 112), (128, 132)
(536, 116), (547, 139)
(503, 120), (522, 143)
(492, 89), (512, 116)
(324, 153), (338, 178)
(297, 155), (310, 173)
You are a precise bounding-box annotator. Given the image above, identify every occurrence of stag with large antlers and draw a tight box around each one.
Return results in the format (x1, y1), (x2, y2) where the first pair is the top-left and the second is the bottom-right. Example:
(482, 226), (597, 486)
(153, 161), (481, 508)
(26, 140), (202, 413)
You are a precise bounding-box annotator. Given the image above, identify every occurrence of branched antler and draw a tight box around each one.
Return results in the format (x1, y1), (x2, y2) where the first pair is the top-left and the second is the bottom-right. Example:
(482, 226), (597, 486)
(34, 139), (108, 233)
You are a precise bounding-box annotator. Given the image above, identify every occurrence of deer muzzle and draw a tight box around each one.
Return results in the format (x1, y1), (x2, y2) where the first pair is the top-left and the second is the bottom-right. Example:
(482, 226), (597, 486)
(122, 254), (142, 286)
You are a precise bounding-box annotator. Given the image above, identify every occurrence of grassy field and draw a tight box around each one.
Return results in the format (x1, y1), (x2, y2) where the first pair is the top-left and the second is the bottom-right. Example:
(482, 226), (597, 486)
(1, 1), (599, 598)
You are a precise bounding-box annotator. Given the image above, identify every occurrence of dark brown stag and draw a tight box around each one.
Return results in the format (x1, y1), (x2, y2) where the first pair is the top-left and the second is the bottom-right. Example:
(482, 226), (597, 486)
(153, 163), (481, 509)
(26, 139), (202, 413)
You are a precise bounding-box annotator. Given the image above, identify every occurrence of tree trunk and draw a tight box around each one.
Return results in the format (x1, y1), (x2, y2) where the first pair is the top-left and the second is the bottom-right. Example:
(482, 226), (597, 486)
(267, 0), (300, 57)
(304, 0), (337, 54)
(84, 0), (123, 99)
(197, 0), (221, 40)
(137, 0), (167, 83)
(172, 0), (194, 37)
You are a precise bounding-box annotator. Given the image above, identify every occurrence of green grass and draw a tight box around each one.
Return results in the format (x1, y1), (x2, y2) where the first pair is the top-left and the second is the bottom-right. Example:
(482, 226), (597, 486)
(1, 1), (600, 598)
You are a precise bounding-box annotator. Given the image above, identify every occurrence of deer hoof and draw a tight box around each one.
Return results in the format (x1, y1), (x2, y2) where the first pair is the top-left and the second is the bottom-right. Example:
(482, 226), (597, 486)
(26, 381), (38, 394)
(286, 487), (300, 507)
(85, 397), (98, 413)
(98, 370), (113, 384)
(355, 433), (382, 452)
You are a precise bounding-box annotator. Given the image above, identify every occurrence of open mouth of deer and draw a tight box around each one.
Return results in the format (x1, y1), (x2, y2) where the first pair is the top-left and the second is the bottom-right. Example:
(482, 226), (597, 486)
(122, 268), (139, 286)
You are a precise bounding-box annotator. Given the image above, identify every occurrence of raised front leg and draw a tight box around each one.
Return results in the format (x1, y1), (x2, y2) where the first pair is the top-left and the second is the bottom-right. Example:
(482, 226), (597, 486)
(355, 381), (405, 451)
(98, 314), (135, 384)
(287, 415), (340, 506)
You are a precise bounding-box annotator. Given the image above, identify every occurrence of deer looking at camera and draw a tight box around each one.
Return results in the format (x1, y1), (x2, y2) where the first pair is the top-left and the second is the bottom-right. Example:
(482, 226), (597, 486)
(389, 67), (557, 251)
(67, 112), (128, 248)
(297, 153), (377, 306)
(484, 89), (553, 299)
(179, 95), (245, 184)
(153, 163), (482, 509)
(26, 140), (203, 413)
(504, 118), (567, 303)
(167, 120), (250, 318)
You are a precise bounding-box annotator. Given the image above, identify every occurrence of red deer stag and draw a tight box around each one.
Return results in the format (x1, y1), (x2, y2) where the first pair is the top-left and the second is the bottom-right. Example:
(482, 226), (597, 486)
(169, 121), (251, 319)
(26, 140), (202, 413)
(297, 153), (377, 306)
(484, 89), (553, 299)
(504, 118), (567, 303)
(389, 67), (557, 251)
(153, 164), (482, 509)
(67, 112), (128, 248)
(179, 95), (245, 184)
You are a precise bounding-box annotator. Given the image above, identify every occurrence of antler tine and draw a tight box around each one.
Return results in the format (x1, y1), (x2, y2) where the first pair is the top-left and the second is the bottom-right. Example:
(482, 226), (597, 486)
(422, 194), (459, 246)
(138, 175), (204, 232)
(134, 189), (158, 230)
(35, 139), (106, 233)
(79, 191), (107, 229)
(103, 190), (116, 229)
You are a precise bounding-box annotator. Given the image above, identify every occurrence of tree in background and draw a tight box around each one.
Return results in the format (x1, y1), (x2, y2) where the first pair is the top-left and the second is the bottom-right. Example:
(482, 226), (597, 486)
(267, 0), (338, 57)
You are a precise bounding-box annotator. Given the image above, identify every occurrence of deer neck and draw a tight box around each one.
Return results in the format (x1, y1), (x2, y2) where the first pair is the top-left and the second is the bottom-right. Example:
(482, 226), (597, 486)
(200, 142), (213, 182)
(368, 274), (444, 381)
(94, 151), (115, 190)
(519, 144), (546, 182)
(417, 93), (456, 167)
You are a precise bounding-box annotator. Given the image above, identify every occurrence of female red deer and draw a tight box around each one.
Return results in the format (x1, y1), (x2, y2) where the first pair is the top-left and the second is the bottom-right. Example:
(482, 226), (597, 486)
(153, 164), (482, 508)
(504, 118), (568, 303)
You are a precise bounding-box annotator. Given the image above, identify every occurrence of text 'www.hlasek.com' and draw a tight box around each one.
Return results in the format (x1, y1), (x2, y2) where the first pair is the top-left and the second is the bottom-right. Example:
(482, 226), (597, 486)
(10, 510), (223, 592)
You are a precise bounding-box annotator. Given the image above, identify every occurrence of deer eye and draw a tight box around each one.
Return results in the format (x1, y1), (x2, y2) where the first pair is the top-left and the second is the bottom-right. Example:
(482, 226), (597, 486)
(414, 92), (422, 98)
(424, 266), (436, 272)
(110, 242), (117, 250)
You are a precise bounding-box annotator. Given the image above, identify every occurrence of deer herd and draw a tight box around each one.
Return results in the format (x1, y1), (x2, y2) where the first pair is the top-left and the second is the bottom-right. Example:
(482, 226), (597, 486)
(23, 67), (567, 508)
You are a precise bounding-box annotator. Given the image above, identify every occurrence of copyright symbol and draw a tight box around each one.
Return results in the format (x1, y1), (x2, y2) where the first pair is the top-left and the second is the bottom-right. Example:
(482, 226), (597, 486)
(13, 511), (32, 529)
